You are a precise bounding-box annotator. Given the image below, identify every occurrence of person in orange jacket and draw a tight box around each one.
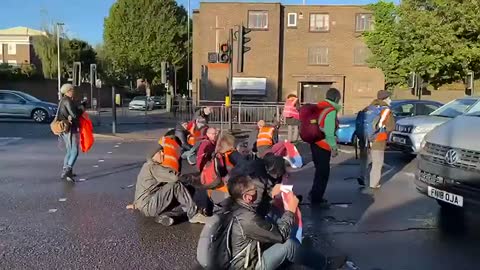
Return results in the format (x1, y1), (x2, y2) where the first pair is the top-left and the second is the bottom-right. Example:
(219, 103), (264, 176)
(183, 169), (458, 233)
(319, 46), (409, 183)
(248, 120), (279, 158)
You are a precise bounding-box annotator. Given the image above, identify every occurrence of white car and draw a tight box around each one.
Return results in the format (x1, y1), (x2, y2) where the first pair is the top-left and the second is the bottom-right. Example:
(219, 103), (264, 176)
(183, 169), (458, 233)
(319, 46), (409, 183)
(389, 97), (480, 153)
(128, 96), (154, 111)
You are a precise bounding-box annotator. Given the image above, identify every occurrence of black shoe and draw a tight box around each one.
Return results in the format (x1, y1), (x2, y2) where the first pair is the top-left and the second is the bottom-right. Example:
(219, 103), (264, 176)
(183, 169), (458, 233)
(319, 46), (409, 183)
(356, 177), (365, 187)
(154, 215), (175, 226)
(62, 167), (75, 182)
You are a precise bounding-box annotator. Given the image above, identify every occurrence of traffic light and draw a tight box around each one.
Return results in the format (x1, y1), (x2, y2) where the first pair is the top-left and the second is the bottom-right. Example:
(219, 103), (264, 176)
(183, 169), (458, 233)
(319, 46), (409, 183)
(218, 43), (230, 63)
(236, 25), (251, 73)
(466, 71), (474, 96)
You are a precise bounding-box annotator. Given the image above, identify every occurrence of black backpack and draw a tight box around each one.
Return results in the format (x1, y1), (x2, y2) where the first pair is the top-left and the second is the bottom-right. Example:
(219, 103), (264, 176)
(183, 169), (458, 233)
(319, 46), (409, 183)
(197, 213), (250, 269)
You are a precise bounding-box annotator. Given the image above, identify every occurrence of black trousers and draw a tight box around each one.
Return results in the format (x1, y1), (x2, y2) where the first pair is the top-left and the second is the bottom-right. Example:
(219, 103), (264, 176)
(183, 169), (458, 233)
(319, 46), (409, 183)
(310, 143), (331, 202)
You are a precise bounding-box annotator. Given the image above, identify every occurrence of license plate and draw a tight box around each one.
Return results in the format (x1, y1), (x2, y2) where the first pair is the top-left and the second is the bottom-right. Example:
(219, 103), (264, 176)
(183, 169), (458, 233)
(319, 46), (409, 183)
(428, 186), (463, 207)
(392, 136), (406, 144)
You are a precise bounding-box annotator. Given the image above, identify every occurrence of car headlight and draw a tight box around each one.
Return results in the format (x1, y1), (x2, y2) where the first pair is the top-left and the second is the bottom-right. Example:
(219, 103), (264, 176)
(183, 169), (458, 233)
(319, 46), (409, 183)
(48, 106), (57, 111)
(339, 124), (350, 128)
(412, 126), (432, 133)
(420, 138), (427, 150)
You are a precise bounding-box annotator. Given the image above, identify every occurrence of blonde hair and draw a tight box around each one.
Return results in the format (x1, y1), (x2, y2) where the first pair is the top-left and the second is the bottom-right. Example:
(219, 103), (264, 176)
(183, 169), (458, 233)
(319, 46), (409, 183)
(60, 83), (74, 95)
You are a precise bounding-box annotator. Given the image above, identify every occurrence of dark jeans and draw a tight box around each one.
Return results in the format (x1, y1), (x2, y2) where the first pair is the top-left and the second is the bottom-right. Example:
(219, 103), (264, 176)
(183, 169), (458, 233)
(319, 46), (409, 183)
(310, 143), (331, 202)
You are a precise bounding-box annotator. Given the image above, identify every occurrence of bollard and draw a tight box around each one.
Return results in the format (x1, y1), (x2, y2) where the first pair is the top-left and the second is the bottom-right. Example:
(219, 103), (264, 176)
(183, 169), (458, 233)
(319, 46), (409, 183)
(112, 86), (117, 135)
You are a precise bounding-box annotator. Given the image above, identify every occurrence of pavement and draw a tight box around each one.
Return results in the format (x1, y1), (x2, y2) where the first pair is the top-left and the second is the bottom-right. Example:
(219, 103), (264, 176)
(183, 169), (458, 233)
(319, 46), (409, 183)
(2, 118), (480, 269)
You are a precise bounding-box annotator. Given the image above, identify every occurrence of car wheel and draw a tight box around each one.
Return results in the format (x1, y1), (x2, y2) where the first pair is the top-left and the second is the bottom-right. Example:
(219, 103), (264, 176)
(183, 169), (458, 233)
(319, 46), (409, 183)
(32, 109), (48, 123)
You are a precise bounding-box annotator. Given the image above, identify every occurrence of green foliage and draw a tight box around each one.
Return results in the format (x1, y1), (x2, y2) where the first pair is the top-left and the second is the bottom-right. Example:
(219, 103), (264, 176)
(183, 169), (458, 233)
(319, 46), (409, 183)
(0, 63), (40, 80)
(32, 28), (97, 80)
(364, 0), (480, 90)
(103, 0), (189, 83)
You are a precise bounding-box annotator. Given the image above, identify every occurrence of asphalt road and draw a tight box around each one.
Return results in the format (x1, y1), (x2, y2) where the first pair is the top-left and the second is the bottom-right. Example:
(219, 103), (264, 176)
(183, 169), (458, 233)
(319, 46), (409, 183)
(1, 121), (480, 270)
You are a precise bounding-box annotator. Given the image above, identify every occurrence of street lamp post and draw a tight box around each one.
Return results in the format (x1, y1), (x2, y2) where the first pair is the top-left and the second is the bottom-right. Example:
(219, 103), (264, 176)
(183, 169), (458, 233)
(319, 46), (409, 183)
(187, 0), (191, 99)
(56, 22), (64, 101)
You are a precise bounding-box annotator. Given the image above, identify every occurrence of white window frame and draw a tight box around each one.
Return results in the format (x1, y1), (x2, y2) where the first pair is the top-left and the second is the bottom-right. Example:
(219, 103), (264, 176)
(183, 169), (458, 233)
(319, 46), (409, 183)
(308, 47), (329, 65)
(356, 13), (374, 32)
(309, 13), (330, 32)
(287, 13), (297, 27)
(248, 10), (269, 30)
(8, 43), (16, 55)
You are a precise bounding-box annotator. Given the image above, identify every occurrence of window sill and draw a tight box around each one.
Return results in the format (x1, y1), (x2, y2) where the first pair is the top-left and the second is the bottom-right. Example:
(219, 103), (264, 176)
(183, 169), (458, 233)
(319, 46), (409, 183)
(309, 30), (330, 33)
(308, 64), (329, 66)
(249, 28), (269, 31)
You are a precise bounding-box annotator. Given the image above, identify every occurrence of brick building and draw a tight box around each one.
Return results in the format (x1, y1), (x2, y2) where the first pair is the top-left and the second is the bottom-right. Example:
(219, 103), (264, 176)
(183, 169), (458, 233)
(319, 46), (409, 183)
(0, 26), (46, 68)
(192, 2), (385, 114)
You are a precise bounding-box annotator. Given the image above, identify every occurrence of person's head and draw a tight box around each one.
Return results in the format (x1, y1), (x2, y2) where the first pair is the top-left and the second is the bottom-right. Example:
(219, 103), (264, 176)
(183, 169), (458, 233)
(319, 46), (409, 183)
(377, 90), (392, 105)
(287, 93), (297, 100)
(228, 175), (258, 205)
(196, 118), (207, 129)
(60, 83), (74, 98)
(257, 120), (266, 129)
(206, 127), (219, 142)
(325, 88), (341, 103)
(150, 146), (163, 163)
(216, 133), (235, 153)
(203, 107), (212, 116)
(236, 143), (250, 156)
(263, 153), (286, 181)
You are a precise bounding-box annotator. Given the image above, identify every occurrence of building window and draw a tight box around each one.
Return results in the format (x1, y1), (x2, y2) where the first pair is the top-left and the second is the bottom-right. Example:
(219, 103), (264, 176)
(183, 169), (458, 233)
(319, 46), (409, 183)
(354, 46), (370, 65)
(0, 43), (2, 55)
(248, 11), (268, 30)
(7, 60), (17, 65)
(310, 14), (329, 32)
(287, 13), (297, 27)
(356, 13), (373, 32)
(308, 47), (329, 65)
(8, 43), (16, 55)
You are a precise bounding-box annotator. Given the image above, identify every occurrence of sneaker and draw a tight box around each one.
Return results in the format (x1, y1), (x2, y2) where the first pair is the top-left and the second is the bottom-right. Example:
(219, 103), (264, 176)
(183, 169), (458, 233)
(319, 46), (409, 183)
(189, 213), (207, 224)
(154, 215), (175, 226)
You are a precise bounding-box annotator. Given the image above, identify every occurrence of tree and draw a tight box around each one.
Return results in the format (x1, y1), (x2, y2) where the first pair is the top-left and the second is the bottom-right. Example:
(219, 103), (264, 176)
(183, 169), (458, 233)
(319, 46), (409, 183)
(364, 0), (480, 90)
(66, 39), (97, 79)
(103, 0), (189, 84)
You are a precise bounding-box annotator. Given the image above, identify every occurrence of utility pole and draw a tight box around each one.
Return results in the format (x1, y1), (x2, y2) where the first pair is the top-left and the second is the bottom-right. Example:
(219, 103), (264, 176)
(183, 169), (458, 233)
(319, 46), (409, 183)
(187, 0), (191, 98)
(56, 22), (64, 101)
(228, 28), (234, 131)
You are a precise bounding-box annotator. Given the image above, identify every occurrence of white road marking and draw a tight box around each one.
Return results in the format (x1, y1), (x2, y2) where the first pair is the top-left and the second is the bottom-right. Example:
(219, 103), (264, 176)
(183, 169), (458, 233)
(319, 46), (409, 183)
(0, 137), (22, 146)
(78, 178), (86, 182)
(48, 209), (58, 213)
(114, 145), (119, 148)
(107, 152), (113, 154)
(58, 198), (67, 202)
(98, 159), (105, 162)
(93, 165), (99, 168)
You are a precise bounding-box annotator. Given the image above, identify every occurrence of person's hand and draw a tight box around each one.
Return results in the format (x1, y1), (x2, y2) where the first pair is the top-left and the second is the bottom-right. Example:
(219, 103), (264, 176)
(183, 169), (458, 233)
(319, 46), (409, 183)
(284, 192), (299, 213)
(126, 204), (135, 210)
(271, 184), (282, 197)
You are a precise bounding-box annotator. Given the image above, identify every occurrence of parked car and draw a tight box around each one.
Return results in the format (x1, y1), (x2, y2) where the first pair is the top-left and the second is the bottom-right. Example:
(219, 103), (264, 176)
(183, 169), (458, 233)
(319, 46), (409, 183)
(128, 96), (154, 111)
(336, 99), (443, 144)
(415, 97), (480, 214)
(152, 96), (166, 108)
(0, 90), (58, 123)
(389, 97), (479, 153)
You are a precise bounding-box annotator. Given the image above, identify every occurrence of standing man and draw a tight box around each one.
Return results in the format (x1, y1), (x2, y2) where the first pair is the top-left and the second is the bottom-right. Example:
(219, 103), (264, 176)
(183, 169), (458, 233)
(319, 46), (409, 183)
(358, 90), (395, 190)
(309, 88), (342, 207)
(283, 93), (300, 142)
(57, 83), (86, 182)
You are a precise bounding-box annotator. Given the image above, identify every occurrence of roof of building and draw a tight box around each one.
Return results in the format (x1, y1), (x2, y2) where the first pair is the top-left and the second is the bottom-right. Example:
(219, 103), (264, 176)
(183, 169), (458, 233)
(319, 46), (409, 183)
(0, 26), (46, 36)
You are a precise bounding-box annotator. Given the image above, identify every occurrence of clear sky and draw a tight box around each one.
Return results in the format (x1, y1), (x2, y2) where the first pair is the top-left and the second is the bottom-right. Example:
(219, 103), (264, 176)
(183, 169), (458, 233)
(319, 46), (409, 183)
(1, 0), (397, 45)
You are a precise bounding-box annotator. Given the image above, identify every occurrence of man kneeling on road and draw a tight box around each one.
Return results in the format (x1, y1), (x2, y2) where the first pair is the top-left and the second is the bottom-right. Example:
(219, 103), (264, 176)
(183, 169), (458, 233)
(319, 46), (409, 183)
(222, 175), (327, 270)
(126, 134), (207, 226)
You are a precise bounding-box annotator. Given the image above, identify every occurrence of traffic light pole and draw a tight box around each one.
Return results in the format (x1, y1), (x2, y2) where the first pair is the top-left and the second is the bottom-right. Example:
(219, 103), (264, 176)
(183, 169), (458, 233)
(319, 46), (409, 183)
(228, 28), (234, 131)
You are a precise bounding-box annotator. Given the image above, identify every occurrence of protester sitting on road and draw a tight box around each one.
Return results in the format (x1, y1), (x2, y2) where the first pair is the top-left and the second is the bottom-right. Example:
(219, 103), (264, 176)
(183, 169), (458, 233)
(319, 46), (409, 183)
(126, 135), (207, 226)
(168, 121), (192, 152)
(229, 153), (286, 217)
(216, 133), (244, 172)
(195, 127), (219, 171)
(248, 120), (279, 158)
(221, 175), (327, 270)
(57, 83), (87, 182)
(187, 118), (208, 146)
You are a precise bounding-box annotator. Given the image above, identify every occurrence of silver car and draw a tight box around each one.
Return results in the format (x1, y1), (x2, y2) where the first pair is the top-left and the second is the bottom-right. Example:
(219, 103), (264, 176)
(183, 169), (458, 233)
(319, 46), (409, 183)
(389, 97), (479, 153)
(0, 90), (58, 123)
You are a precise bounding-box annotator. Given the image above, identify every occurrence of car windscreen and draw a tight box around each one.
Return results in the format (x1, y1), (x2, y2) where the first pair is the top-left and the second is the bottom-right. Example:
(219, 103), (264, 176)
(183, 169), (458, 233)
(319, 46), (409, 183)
(132, 96), (147, 101)
(464, 99), (480, 117)
(429, 99), (477, 118)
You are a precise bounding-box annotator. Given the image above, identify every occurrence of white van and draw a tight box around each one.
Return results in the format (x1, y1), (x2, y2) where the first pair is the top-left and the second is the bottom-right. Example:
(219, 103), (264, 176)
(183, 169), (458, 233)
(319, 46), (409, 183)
(415, 97), (480, 213)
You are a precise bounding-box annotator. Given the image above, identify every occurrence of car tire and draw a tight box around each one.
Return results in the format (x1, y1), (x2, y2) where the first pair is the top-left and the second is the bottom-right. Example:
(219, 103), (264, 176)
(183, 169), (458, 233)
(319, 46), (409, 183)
(32, 109), (48, 123)
(437, 200), (463, 214)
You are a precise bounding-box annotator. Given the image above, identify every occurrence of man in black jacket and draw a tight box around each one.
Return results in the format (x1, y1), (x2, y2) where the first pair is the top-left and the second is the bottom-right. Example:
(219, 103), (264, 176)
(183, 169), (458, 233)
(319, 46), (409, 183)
(224, 175), (327, 270)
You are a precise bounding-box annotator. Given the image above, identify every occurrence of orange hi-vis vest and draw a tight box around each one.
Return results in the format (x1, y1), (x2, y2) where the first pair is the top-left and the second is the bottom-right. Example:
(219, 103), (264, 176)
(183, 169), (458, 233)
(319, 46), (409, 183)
(224, 150), (235, 172)
(375, 108), (392, 142)
(159, 136), (181, 172)
(283, 97), (300, 119)
(257, 126), (275, 147)
(187, 123), (201, 146)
